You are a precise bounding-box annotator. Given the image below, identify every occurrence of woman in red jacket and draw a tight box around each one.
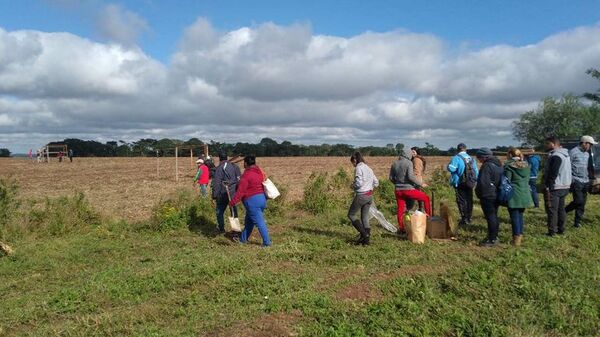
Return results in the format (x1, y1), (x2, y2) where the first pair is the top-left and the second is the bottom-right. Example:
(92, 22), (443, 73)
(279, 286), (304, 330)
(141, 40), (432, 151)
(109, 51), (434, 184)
(229, 155), (271, 246)
(194, 159), (210, 197)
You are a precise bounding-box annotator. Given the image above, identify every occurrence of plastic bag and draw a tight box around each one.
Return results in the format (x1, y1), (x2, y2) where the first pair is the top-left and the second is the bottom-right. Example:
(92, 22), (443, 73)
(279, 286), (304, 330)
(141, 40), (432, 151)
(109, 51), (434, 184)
(368, 205), (397, 233)
(263, 178), (281, 199)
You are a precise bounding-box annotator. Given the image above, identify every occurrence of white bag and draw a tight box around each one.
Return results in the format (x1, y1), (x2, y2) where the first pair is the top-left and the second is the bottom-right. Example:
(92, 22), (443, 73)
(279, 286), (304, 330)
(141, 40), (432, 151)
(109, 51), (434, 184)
(368, 205), (397, 233)
(263, 178), (280, 199)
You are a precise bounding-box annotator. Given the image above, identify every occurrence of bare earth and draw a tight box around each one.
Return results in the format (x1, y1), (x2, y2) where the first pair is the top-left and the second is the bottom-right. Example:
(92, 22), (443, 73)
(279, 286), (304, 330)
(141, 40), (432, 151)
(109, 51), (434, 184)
(0, 156), (450, 221)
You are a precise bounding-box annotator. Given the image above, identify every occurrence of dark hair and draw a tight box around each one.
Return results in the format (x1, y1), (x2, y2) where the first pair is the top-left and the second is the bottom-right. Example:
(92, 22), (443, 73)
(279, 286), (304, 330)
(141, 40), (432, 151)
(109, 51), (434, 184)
(410, 147), (421, 155)
(244, 155), (256, 166)
(457, 143), (467, 151)
(545, 136), (560, 145)
(350, 151), (365, 164)
(219, 152), (227, 160)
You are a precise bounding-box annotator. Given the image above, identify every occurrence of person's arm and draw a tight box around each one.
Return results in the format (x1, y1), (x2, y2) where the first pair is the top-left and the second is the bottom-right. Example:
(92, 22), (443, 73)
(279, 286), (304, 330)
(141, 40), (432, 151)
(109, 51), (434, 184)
(406, 161), (421, 187)
(194, 169), (202, 182)
(352, 166), (365, 191)
(544, 156), (562, 190)
(229, 175), (249, 206)
(372, 169), (379, 188)
(472, 157), (479, 178)
(447, 156), (459, 173)
(389, 163), (397, 184)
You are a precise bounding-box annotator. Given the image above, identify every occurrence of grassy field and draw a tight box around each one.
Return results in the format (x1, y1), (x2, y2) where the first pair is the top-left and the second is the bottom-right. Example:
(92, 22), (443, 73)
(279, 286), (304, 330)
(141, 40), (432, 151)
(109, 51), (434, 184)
(1, 158), (599, 337)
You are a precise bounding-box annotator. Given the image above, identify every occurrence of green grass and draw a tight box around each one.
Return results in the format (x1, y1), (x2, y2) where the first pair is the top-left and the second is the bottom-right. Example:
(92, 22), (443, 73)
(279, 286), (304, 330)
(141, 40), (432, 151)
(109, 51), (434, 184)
(1, 178), (600, 336)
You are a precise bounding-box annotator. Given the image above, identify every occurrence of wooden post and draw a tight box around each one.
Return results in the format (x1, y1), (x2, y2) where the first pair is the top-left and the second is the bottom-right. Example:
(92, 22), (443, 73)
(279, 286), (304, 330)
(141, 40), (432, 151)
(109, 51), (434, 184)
(175, 146), (179, 182)
(46, 146), (49, 163)
(156, 150), (159, 179)
(190, 148), (194, 169)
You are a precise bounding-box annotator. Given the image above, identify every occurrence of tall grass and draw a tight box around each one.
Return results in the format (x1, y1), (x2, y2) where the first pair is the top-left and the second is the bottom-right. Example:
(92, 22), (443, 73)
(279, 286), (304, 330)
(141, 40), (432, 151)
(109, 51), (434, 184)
(302, 168), (353, 214)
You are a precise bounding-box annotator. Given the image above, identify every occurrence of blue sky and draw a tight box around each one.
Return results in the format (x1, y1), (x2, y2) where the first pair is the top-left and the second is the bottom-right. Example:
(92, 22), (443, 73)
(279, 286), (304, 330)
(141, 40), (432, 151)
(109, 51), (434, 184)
(0, 0), (600, 152)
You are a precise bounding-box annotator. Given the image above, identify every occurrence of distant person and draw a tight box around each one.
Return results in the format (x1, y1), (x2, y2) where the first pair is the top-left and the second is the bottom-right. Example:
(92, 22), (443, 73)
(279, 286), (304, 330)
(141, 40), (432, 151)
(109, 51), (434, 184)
(565, 135), (597, 228)
(28, 149), (33, 161)
(406, 147), (426, 212)
(212, 152), (242, 234)
(68, 149), (73, 162)
(349, 152), (379, 245)
(475, 148), (503, 247)
(447, 143), (479, 226)
(389, 148), (431, 234)
(58, 151), (64, 162)
(194, 159), (210, 197)
(524, 146), (541, 208)
(229, 155), (271, 247)
(503, 148), (534, 246)
(543, 136), (572, 236)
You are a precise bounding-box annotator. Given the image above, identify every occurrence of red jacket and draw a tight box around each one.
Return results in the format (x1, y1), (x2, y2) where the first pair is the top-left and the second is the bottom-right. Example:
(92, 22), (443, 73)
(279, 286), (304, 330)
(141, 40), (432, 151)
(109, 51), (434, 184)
(197, 164), (210, 184)
(229, 165), (265, 206)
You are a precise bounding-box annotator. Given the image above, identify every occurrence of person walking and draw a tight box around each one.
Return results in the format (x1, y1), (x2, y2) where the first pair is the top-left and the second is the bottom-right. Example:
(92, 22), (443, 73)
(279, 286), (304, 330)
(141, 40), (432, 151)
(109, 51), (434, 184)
(68, 149), (74, 162)
(565, 135), (597, 228)
(475, 148), (503, 247)
(194, 159), (210, 197)
(525, 147), (541, 208)
(211, 152), (242, 234)
(406, 147), (426, 212)
(543, 136), (572, 236)
(447, 143), (479, 226)
(390, 148), (431, 234)
(348, 152), (379, 245)
(229, 155), (271, 247)
(504, 148), (534, 246)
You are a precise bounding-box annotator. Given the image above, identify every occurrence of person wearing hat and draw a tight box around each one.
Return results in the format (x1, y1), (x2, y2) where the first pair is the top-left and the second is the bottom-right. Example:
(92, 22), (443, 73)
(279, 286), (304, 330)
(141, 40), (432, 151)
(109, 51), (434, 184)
(474, 147), (503, 247)
(194, 158), (210, 197)
(565, 135), (597, 228)
(447, 143), (479, 226)
(211, 152), (242, 233)
(524, 145), (541, 208)
(389, 148), (431, 234)
(543, 136), (572, 236)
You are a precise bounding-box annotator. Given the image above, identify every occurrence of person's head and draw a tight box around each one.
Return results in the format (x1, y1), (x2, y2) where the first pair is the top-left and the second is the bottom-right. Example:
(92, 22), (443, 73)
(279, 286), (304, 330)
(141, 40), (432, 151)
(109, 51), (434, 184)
(476, 147), (493, 161)
(218, 152), (227, 161)
(410, 147), (420, 157)
(350, 152), (365, 167)
(580, 135), (597, 152)
(545, 136), (561, 152)
(507, 147), (523, 160)
(457, 143), (467, 152)
(243, 155), (256, 168)
(196, 159), (204, 165)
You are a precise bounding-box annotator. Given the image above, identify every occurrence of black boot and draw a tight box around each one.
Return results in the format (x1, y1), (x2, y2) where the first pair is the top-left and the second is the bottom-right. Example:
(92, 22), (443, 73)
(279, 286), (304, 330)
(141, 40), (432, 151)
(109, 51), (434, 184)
(351, 220), (367, 245)
(363, 227), (371, 245)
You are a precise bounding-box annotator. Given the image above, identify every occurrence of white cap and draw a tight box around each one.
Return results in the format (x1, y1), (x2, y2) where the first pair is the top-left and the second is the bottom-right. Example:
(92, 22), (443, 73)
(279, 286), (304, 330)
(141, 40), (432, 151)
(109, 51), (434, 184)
(196, 159), (204, 164)
(580, 135), (598, 145)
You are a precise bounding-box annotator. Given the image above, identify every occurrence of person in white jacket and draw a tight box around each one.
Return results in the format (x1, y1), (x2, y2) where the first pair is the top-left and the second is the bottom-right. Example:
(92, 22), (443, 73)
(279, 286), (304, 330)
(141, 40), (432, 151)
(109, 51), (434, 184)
(348, 152), (379, 245)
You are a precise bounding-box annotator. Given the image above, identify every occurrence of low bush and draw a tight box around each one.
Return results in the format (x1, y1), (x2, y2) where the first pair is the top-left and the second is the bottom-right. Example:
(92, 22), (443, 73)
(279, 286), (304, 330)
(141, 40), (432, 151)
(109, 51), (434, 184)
(264, 178), (288, 218)
(149, 189), (215, 231)
(302, 168), (353, 214)
(0, 178), (19, 233)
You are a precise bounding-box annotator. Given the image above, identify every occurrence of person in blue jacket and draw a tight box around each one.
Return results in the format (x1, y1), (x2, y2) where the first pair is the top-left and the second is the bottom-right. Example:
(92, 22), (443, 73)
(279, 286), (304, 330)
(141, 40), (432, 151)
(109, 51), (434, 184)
(447, 143), (479, 226)
(524, 146), (541, 208)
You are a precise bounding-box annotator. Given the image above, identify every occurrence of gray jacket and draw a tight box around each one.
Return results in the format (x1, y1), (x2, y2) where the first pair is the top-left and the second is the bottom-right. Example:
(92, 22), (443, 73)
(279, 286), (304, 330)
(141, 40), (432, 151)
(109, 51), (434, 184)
(389, 157), (421, 190)
(544, 148), (572, 190)
(569, 146), (590, 184)
(211, 161), (242, 202)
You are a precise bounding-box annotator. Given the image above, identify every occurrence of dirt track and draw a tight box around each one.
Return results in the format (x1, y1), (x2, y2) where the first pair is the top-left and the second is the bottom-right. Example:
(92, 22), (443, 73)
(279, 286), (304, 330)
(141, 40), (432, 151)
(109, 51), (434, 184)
(1, 156), (450, 221)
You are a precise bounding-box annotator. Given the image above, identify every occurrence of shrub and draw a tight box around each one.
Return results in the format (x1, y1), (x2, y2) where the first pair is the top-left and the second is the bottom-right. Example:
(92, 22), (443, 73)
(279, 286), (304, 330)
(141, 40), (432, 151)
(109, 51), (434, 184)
(149, 189), (215, 231)
(302, 168), (353, 214)
(265, 179), (288, 218)
(423, 167), (455, 215)
(0, 178), (19, 239)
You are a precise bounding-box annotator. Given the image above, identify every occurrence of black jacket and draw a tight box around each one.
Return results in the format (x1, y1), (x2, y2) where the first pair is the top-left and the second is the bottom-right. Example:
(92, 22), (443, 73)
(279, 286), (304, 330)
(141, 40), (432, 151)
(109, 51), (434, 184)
(475, 156), (503, 200)
(211, 161), (242, 202)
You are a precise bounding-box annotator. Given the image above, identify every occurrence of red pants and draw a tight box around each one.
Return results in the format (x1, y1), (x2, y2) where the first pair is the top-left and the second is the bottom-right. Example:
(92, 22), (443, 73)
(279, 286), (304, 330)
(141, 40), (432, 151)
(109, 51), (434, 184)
(395, 189), (432, 231)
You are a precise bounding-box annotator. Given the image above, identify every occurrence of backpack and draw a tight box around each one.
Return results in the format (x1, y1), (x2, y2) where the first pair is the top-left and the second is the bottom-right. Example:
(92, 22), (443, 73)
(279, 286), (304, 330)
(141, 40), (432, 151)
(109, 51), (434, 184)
(497, 173), (514, 206)
(205, 157), (216, 178)
(459, 157), (477, 189)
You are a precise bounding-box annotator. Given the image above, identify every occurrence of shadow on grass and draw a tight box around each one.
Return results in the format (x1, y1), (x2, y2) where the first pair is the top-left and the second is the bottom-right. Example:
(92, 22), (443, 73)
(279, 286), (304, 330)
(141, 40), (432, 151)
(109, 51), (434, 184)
(187, 204), (220, 238)
(291, 226), (351, 240)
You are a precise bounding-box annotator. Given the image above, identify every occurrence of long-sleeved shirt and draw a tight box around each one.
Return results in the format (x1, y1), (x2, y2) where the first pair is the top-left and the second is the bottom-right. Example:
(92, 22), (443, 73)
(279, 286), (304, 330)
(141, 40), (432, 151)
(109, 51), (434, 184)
(353, 162), (379, 193)
(447, 151), (479, 187)
(390, 157), (421, 190)
(229, 165), (265, 205)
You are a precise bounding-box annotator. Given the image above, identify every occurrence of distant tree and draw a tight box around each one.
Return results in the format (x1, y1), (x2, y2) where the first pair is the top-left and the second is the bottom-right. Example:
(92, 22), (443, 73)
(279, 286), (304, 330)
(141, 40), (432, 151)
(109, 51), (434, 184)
(0, 148), (11, 157)
(583, 68), (600, 103)
(395, 143), (405, 155)
(512, 94), (600, 146)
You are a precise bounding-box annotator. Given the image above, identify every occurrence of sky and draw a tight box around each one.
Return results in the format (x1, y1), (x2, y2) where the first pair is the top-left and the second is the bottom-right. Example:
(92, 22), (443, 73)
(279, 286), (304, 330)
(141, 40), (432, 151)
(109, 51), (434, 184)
(1, 0), (600, 153)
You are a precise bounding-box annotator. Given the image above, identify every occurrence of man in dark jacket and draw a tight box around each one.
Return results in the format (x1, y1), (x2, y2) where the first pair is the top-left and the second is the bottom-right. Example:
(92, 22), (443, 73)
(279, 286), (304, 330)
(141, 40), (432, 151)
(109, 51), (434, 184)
(543, 136), (572, 236)
(211, 152), (242, 233)
(475, 148), (503, 247)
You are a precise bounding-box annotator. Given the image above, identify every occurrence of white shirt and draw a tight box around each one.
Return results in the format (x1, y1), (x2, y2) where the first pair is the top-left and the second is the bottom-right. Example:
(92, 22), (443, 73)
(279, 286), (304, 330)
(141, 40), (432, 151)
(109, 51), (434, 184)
(353, 162), (379, 193)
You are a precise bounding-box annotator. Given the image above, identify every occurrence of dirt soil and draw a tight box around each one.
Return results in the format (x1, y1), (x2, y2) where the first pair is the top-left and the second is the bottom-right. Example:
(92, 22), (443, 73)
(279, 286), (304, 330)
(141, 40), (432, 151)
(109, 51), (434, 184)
(0, 156), (450, 221)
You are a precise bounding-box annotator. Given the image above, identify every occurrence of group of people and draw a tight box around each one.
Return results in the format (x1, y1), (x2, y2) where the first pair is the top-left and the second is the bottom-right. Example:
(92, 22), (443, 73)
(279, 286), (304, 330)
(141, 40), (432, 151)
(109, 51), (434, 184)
(32, 148), (74, 163)
(192, 134), (596, 248)
(348, 135), (597, 246)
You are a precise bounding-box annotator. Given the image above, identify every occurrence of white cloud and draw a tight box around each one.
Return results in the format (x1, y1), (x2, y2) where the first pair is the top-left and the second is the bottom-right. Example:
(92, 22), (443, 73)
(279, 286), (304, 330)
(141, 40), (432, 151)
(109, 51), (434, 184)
(95, 4), (149, 47)
(1, 20), (600, 153)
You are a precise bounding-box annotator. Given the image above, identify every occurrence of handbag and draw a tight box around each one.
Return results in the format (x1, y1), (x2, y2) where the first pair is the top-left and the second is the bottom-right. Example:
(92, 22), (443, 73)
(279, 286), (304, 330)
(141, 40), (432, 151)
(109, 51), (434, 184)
(260, 169), (280, 199)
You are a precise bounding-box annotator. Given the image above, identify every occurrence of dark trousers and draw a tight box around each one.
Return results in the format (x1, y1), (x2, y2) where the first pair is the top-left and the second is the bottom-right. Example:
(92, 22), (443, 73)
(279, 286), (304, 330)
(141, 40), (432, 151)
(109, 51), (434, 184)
(454, 186), (473, 223)
(508, 208), (525, 236)
(348, 193), (373, 230)
(544, 189), (569, 234)
(480, 198), (500, 241)
(565, 181), (589, 226)
(529, 178), (539, 208)
(216, 201), (238, 232)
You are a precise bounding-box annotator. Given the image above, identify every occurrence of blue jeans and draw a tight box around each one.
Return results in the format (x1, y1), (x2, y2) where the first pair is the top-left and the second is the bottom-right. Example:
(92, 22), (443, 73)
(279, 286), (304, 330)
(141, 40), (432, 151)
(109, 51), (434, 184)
(240, 193), (271, 246)
(529, 178), (539, 208)
(216, 201), (238, 232)
(508, 208), (525, 236)
(199, 184), (207, 197)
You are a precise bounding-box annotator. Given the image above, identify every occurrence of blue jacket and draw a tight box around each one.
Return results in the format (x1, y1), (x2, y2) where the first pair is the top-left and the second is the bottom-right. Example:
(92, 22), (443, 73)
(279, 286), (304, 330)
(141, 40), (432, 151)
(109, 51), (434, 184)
(447, 152), (479, 187)
(526, 154), (541, 179)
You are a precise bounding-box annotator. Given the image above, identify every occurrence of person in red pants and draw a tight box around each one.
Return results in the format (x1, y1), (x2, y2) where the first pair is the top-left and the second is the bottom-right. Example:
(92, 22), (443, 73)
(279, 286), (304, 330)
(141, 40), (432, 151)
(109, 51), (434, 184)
(389, 148), (432, 233)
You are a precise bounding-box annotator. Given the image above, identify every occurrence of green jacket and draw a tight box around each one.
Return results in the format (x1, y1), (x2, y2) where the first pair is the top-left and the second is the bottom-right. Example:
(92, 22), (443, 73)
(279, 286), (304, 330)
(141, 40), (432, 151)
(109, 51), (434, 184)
(504, 159), (534, 209)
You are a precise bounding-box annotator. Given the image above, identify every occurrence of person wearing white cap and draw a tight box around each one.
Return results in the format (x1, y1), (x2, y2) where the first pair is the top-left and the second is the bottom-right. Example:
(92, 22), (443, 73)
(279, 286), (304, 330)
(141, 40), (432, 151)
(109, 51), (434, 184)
(194, 158), (210, 197)
(565, 135), (597, 228)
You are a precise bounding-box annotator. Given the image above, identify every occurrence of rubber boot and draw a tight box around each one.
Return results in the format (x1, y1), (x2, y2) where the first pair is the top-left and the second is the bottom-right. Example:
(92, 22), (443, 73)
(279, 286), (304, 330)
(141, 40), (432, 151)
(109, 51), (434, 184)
(362, 227), (371, 245)
(351, 220), (367, 245)
(512, 235), (522, 246)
